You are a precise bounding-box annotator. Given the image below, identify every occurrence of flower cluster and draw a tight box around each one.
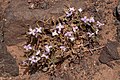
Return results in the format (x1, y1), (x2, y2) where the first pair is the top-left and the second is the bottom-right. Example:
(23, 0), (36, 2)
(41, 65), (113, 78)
(22, 7), (104, 74)
(28, 27), (42, 37)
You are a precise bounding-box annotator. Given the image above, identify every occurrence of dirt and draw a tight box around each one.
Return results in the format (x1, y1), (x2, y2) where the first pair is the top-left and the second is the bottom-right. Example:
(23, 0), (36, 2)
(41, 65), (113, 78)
(0, 0), (120, 80)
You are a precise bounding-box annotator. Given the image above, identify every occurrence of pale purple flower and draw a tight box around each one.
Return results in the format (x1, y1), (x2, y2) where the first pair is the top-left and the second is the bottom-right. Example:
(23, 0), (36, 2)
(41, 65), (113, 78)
(24, 44), (32, 51)
(56, 23), (64, 34)
(36, 56), (41, 61)
(87, 32), (94, 37)
(69, 7), (75, 12)
(60, 46), (66, 51)
(72, 26), (78, 32)
(64, 31), (73, 37)
(95, 29), (99, 34)
(45, 45), (52, 53)
(28, 28), (36, 36)
(36, 50), (40, 55)
(29, 56), (35, 61)
(81, 16), (89, 23)
(36, 27), (42, 33)
(41, 54), (48, 59)
(97, 21), (104, 27)
(69, 36), (75, 41)
(52, 30), (58, 36)
(21, 61), (28, 66)
(29, 56), (36, 64)
(66, 7), (75, 17)
(88, 17), (95, 23)
(29, 56), (40, 64)
(66, 11), (73, 17)
(78, 8), (82, 13)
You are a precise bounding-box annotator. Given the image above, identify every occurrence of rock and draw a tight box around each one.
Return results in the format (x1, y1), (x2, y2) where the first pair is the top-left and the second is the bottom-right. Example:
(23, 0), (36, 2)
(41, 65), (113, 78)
(113, 0), (120, 21)
(114, 1), (120, 42)
(0, 7), (19, 77)
(99, 40), (120, 67)
(117, 26), (120, 42)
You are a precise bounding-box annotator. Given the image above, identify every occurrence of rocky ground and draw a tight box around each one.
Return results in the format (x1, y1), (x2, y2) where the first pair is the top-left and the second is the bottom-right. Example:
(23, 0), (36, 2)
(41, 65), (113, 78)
(0, 0), (120, 80)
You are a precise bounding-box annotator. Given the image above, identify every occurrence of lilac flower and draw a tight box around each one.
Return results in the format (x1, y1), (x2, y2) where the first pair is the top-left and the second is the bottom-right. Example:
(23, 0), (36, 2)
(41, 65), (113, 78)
(69, 36), (75, 41)
(29, 56), (35, 61)
(52, 30), (58, 36)
(66, 11), (73, 17)
(36, 27), (42, 33)
(36, 56), (41, 61)
(28, 28), (36, 36)
(87, 32), (94, 37)
(72, 26), (78, 32)
(29, 56), (41, 64)
(64, 31), (75, 41)
(45, 45), (52, 53)
(97, 21), (104, 27)
(60, 46), (66, 51)
(95, 29), (99, 34)
(36, 50), (40, 55)
(69, 7), (75, 12)
(66, 7), (75, 17)
(41, 54), (48, 59)
(88, 17), (95, 23)
(56, 23), (64, 34)
(64, 31), (73, 37)
(78, 8), (82, 13)
(29, 56), (37, 64)
(81, 16), (89, 23)
(24, 44), (32, 51)
(21, 61), (28, 66)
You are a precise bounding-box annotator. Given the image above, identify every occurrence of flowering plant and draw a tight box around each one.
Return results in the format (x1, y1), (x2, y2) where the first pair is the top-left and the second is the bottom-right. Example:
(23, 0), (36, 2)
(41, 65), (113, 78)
(22, 7), (104, 74)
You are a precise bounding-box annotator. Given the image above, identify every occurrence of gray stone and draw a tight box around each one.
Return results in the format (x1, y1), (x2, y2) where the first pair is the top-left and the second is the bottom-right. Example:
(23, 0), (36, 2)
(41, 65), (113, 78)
(99, 40), (120, 67)
(113, 0), (120, 42)
(113, 0), (120, 21)
(0, 6), (19, 77)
